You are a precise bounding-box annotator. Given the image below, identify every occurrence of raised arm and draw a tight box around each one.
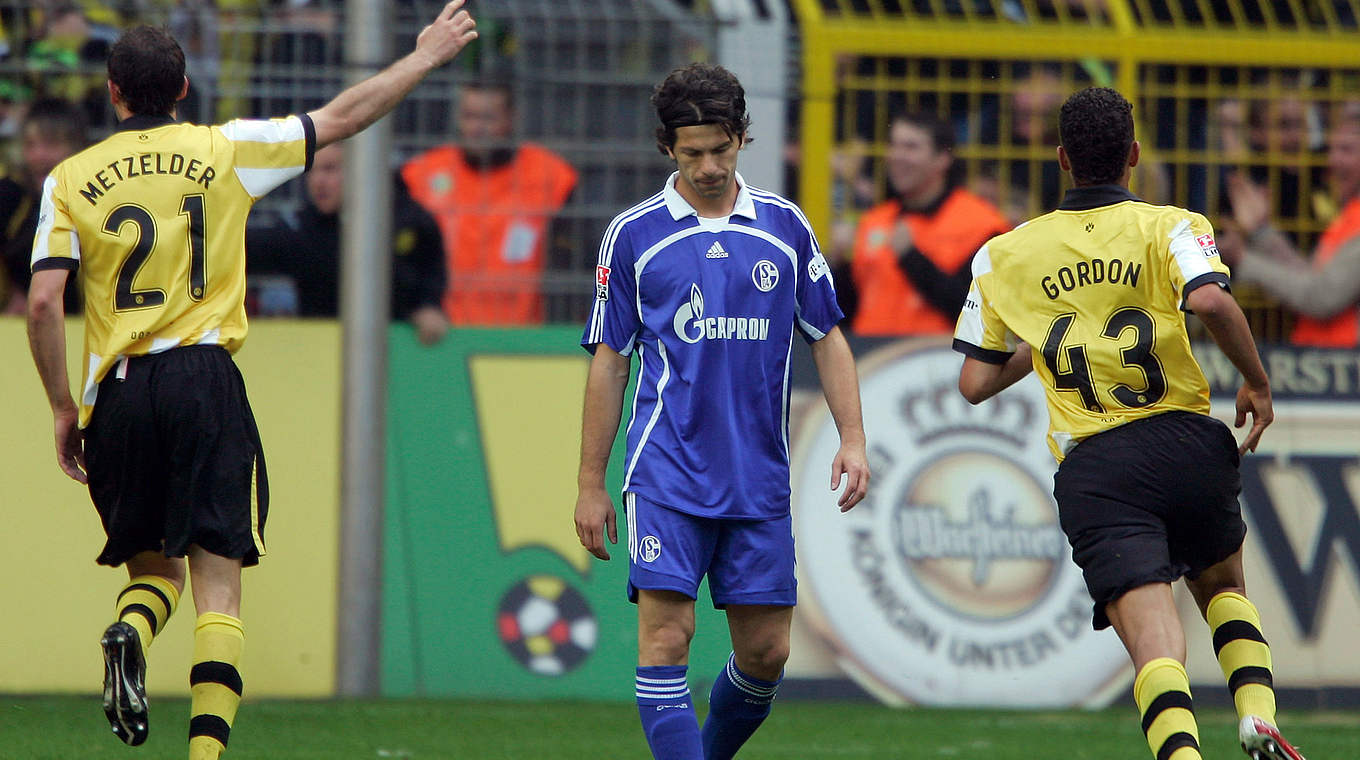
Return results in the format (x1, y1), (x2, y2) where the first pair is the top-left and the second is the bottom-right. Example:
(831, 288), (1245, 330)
(809, 326), (870, 512)
(308, 0), (477, 148)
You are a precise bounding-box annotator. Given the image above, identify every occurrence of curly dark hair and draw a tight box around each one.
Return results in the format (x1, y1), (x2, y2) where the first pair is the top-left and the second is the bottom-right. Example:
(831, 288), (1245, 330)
(107, 26), (185, 118)
(651, 63), (751, 155)
(1058, 87), (1134, 186)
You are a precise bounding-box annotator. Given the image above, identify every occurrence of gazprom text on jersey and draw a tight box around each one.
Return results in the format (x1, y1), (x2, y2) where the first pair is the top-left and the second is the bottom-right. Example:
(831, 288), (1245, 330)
(78, 153), (217, 205)
(1041, 258), (1141, 300)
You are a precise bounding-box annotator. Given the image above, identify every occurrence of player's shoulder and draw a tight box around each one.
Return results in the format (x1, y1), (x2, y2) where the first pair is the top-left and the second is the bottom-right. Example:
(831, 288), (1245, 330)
(1121, 199), (1211, 230)
(599, 191), (670, 254)
(746, 185), (811, 224)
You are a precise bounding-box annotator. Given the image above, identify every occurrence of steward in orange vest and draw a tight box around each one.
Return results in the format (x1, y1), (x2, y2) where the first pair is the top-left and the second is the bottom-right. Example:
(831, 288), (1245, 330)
(839, 111), (1009, 335)
(402, 80), (577, 325)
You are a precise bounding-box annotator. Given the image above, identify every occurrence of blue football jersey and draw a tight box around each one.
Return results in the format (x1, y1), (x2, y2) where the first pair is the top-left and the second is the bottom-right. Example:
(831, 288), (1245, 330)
(582, 172), (843, 519)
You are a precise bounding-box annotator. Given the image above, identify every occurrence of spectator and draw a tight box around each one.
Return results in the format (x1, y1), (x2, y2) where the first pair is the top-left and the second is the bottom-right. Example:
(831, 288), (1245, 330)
(1, 97), (85, 314)
(1218, 89), (1328, 248)
(838, 110), (1009, 335)
(1220, 115), (1360, 347)
(401, 76), (577, 325)
(247, 142), (449, 344)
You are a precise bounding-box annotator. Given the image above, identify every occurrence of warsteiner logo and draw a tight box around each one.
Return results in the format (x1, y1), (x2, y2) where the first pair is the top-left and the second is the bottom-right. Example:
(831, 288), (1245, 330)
(792, 341), (1129, 707)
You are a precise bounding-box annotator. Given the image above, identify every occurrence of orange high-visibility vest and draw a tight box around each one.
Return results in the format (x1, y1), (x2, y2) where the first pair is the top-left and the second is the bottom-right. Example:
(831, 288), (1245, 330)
(850, 187), (1009, 335)
(402, 144), (577, 325)
(1291, 198), (1360, 347)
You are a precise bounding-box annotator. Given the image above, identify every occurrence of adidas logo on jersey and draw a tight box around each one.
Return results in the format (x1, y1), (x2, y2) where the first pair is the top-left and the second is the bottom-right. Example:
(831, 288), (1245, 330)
(705, 241), (729, 259)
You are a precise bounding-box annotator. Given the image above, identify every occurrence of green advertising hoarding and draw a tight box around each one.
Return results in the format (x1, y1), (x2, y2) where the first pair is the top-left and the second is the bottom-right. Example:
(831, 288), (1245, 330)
(382, 327), (731, 699)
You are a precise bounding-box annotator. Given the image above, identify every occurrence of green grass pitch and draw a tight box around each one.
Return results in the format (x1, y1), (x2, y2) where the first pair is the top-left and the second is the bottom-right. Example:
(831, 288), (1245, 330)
(3, 696), (1357, 759)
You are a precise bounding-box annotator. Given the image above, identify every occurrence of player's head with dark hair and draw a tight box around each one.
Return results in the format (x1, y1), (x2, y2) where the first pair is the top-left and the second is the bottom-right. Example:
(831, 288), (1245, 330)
(1058, 87), (1135, 186)
(652, 63), (751, 155)
(107, 25), (186, 118)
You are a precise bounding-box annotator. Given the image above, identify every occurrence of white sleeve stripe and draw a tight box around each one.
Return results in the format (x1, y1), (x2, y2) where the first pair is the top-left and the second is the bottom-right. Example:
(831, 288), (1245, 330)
(970, 243), (993, 277)
(749, 190), (822, 254)
(797, 315), (826, 340)
(1167, 219), (1214, 282)
(234, 165), (305, 199)
(954, 281), (986, 345)
(220, 115), (305, 144)
(31, 175), (61, 264)
(597, 193), (664, 269)
(587, 196), (664, 344)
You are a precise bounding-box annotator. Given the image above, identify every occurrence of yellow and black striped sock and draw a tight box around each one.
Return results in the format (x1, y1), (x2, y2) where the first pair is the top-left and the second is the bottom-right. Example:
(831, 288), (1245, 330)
(115, 575), (180, 656)
(1207, 591), (1276, 724)
(188, 613), (245, 760)
(1134, 657), (1202, 760)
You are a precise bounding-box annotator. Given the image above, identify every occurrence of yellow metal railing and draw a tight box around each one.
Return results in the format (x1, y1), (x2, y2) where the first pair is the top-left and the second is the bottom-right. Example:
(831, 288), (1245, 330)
(793, 0), (1360, 340)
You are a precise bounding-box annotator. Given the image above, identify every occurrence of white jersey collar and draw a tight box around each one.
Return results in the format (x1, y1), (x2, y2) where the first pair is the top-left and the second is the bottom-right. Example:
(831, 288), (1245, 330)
(663, 171), (756, 222)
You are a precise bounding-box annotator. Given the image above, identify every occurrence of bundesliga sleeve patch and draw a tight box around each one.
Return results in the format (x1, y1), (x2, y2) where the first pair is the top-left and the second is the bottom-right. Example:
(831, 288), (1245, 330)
(1196, 233), (1219, 257)
(595, 265), (611, 301)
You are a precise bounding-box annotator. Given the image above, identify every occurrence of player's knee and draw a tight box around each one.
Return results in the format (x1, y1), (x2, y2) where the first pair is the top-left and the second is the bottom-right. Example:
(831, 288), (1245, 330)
(736, 637), (789, 678)
(639, 621), (694, 665)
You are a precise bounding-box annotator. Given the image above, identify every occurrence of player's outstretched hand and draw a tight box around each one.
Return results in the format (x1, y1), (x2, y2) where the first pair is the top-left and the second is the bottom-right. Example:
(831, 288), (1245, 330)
(53, 407), (87, 484)
(1234, 380), (1273, 456)
(574, 487), (617, 561)
(831, 441), (870, 512)
(415, 0), (478, 69)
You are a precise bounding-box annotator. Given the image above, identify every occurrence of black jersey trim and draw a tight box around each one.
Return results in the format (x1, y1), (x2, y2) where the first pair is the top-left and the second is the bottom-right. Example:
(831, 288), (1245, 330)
(32, 257), (80, 273)
(952, 338), (1013, 365)
(1181, 272), (1231, 312)
(115, 114), (176, 133)
(1059, 185), (1140, 211)
(297, 113), (317, 171)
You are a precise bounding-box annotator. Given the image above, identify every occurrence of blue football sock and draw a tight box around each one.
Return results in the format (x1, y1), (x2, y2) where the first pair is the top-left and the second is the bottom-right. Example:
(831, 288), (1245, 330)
(636, 665), (703, 760)
(701, 653), (781, 760)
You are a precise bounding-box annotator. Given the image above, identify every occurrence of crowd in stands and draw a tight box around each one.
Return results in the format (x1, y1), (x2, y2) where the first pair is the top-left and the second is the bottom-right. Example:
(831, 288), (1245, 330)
(0, 2), (1355, 347)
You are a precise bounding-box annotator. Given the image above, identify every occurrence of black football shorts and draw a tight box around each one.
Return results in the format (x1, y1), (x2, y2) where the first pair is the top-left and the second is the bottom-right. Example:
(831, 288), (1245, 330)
(1053, 410), (1245, 630)
(85, 345), (268, 567)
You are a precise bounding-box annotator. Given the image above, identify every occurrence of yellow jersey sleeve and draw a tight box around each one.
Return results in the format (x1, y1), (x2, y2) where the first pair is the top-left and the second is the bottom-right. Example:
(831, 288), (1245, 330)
(31, 173), (80, 272)
(953, 243), (1019, 363)
(1164, 212), (1231, 310)
(214, 114), (316, 199)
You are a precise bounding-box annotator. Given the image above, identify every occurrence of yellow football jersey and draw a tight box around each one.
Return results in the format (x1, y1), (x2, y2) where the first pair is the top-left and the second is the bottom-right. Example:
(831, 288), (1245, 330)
(954, 186), (1231, 462)
(32, 113), (315, 426)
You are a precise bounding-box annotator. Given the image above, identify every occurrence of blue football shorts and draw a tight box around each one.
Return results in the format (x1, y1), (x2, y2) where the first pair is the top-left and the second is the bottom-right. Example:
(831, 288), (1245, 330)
(624, 491), (796, 608)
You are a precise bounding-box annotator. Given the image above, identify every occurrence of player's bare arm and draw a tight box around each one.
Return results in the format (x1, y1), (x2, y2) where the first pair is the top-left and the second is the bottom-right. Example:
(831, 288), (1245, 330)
(1184, 283), (1272, 455)
(809, 326), (870, 512)
(958, 342), (1033, 405)
(26, 267), (86, 484)
(575, 345), (631, 560)
(308, 0), (477, 148)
